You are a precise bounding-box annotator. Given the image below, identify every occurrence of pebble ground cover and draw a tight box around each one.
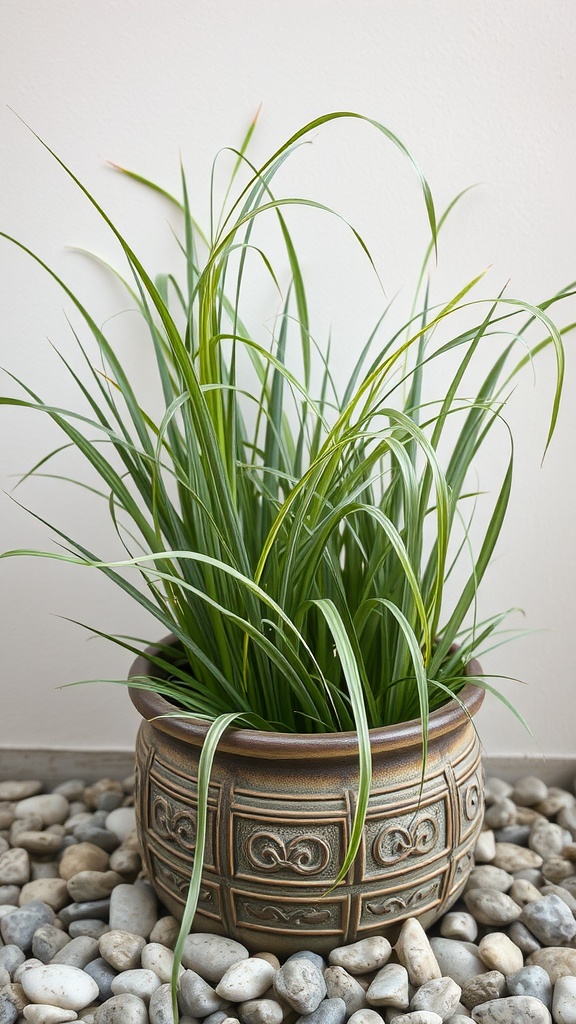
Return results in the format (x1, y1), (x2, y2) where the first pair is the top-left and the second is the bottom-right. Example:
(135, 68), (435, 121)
(0, 772), (576, 1024)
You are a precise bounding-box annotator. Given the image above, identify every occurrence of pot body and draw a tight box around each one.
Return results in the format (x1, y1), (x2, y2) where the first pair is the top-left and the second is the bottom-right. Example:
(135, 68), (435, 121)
(130, 642), (484, 955)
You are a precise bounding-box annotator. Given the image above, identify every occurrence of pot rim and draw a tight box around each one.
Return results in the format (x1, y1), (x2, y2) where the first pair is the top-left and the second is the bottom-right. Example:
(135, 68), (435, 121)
(129, 635), (484, 759)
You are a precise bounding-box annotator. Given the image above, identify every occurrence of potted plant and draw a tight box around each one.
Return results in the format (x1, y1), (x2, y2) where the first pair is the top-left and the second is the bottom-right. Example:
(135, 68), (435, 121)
(1, 112), (570, 966)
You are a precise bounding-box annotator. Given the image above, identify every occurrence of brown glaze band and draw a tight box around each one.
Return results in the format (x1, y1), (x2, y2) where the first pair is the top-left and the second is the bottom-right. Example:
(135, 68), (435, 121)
(129, 636), (484, 760)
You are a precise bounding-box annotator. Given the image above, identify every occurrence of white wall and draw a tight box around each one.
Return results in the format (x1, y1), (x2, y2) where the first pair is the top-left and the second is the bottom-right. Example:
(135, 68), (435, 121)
(1, 0), (575, 756)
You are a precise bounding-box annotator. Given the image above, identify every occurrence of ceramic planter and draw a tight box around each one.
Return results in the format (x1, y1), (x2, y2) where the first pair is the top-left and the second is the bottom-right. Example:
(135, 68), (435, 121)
(130, 640), (485, 955)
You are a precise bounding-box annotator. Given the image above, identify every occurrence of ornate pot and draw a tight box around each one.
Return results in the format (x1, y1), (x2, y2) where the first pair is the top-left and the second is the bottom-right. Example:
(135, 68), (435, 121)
(130, 640), (484, 956)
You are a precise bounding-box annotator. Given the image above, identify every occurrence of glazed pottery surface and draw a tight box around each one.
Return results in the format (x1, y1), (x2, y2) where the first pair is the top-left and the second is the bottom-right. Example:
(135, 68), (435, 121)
(130, 641), (485, 955)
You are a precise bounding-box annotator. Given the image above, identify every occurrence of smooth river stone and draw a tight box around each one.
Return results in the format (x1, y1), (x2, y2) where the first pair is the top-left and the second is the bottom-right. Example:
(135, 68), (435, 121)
(110, 967), (162, 1002)
(529, 819), (569, 859)
(483, 799), (517, 830)
(328, 937), (392, 975)
(178, 969), (225, 1016)
(83, 957), (118, 1002)
(295, 997), (347, 1024)
(93, 992), (148, 1023)
(477, 933), (523, 976)
(366, 963), (409, 1009)
(395, 918), (441, 987)
(463, 889), (522, 926)
(474, 831), (496, 863)
(512, 776), (549, 807)
(21, 963), (98, 1010)
(15, 832), (63, 857)
(491, 843), (543, 872)
(526, 948), (576, 984)
(440, 913), (478, 943)
(99, 930), (146, 972)
(239, 998), (284, 1024)
(104, 808), (136, 842)
(410, 977), (462, 1019)
(461, 971), (506, 1011)
(58, 844), (109, 881)
(66, 870), (123, 902)
(521, 893), (576, 945)
(466, 866), (514, 893)
(505, 966), (552, 1009)
(141, 942), (184, 985)
(0, 901), (55, 952)
(181, 932), (249, 983)
(216, 957), (275, 1002)
(0, 781), (42, 801)
(22, 1006), (78, 1023)
(324, 965), (366, 1015)
(273, 958), (327, 1014)
(14, 795), (69, 827)
(429, 939), (485, 987)
(553, 975), (576, 1024)
(471, 995), (551, 1023)
(18, 879), (69, 912)
(108, 882), (157, 938)
(384, 1013), (442, 1024)
(0, 848), (30, 886)
(347, 1011), (386, 1024)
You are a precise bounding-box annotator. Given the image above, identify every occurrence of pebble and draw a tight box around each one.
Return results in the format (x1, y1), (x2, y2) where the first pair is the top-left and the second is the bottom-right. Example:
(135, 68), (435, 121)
(14, 795), (69, 827)
(505, 965), (552, 1008)
(239, 998), (284, 1024)
(541, 856), (574, 883)
(529, 819), (569, 859)
(471, 995), (552, 1023)
(178, 969), (225, 1016)
(110, 967), (161, 1001)
(104, 809), (136, 842)
(348, 1011), (385, 1024)
(15, 833), (64, 857)
(295, 997), (347, 1024)
(0, 781), (42, 801)
(366, 963), (409, 1008)
(19, 879), (70, 912)
(59, 900), (111, 928)
(66, 871), (122, 903)
(1, 901), (55, 951)
(473, 832), (496, 864)
(526, 948), (576, 983)
(99, 931), (146, 972)
(141, 943), (183, 985)
(552, 975), (576, 1024)
(0, 848), (31, 886)
(72, 825), (119, 853)
(440, 912), (478, 943)
(22, 1006), (79, 1024)
(384, 1013), (442, 1024)
(329, 938), (392, 976)
(0, 944), (26, 976)
(477, 933), (523, 975)
(273, 959), (327, 1014)
(51, 936), (100, 969)
(508, 878), (541, 907)
(483, 799), (517, 830)
(21, 963), (99, 1010)
(429, 940), (486, 987)
(409, 977), (462, 1019)
(466, 866), (514, 893)
(507, 922), (541, 956)
(84, 957), (118, 1001)
(460, 971), (506, 1011)
(395, 919), (441, 987)
(463, 889), (522, 926)
(149, 916), (180, 950)
(216, 958), (275, 1002)
(92, 992), (148, 1022)
(491, 843), (543, 872)
(521, 894), (576, 946)
(512, 776), (549, 807)
(59, 846), (109, 882)
(323, 966), (367, 1015)
(181, 934), (250, 984)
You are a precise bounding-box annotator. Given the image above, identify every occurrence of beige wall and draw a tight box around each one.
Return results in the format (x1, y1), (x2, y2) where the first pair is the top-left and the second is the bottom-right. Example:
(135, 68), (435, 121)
(1, 0), (575, 755)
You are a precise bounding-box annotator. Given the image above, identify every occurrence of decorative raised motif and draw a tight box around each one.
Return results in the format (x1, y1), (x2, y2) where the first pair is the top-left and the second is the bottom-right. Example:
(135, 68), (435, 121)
(244, 902), (332, 925)
(151, 795), (197, 852)
(464, 782), (481, 821)
(372, 815), (439, 866)
(155, 861), (212, 903)
(366, 880), (437, 917)
(246, 831), (331, 875)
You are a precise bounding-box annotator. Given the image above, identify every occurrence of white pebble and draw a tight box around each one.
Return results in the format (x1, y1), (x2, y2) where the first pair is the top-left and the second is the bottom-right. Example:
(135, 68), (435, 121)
(395, 918), (441, 987)
(181, 933), (249, 984)
(216, 958), (275, 1002)
(21, 964), (99, 1011)
(23, 1006), (78, 1024)
(110, 967), (162, 1001)
(141, 942), (184, 984)
(328, 937), (392, 975)
(553, 975), (576, 1024)
(14, 795), (69, 827)
(104, 808), (136, 842)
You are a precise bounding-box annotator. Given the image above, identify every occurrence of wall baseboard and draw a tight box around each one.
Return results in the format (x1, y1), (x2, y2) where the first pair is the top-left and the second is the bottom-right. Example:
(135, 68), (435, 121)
(0, 748), (574, 789)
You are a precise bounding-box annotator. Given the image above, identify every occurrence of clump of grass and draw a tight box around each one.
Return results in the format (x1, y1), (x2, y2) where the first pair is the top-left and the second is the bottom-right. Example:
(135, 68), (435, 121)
(2, 111), (573, 1019)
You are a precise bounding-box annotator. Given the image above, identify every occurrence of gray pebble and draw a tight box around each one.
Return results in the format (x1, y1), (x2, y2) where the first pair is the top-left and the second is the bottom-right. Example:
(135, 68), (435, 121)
(324, 965), (367, 1015)
(471, 994), (552, 1023)
(52, 779), (86, 802)
(32, 924), (71, 962)
(0, 945), (25, 978)
(0, 900), (54, 951)
(51, 934), (100, 968)
(68, 918), (110, 939)
(0, 991), (19, 1024)
(485, 778), (513, 802)
(410, 977), (462, 1019)
(59, 899), (111, 927)
(505, 965), (552, 1009)
(461, 971), (506, 1011)
(557, 806), (576, 838)
(539, 882), (576, 913)
(286, 950), (326, 973)
(99, 791), (125, 812)
(0, 886), (20, 906)
(366, 963), (409, 1009)
(521, 893), (576, 945)
(463, 889), (522, 926)
(493, 825), (531, 846)
(506, 922), (541, 956)
(295, 997), (347, 1024)
(108, 882), (158, 938)
(84, 956), (119, 1001)
(274, 958), (327, 1014)
(93, 992), (148, 1023)
(150, 981), (178, 1023)
(179, 969), (225, 1017)
(74, 823), (120, 852)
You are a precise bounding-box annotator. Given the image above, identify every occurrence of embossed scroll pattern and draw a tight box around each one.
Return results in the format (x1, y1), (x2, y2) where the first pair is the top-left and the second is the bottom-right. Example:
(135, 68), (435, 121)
(246, 831), (331, 875)
(366, 880), (437, 917)
(244, 902), (332, 925)
(372, 814), (439, 866)
(151, 795), (197, 853)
